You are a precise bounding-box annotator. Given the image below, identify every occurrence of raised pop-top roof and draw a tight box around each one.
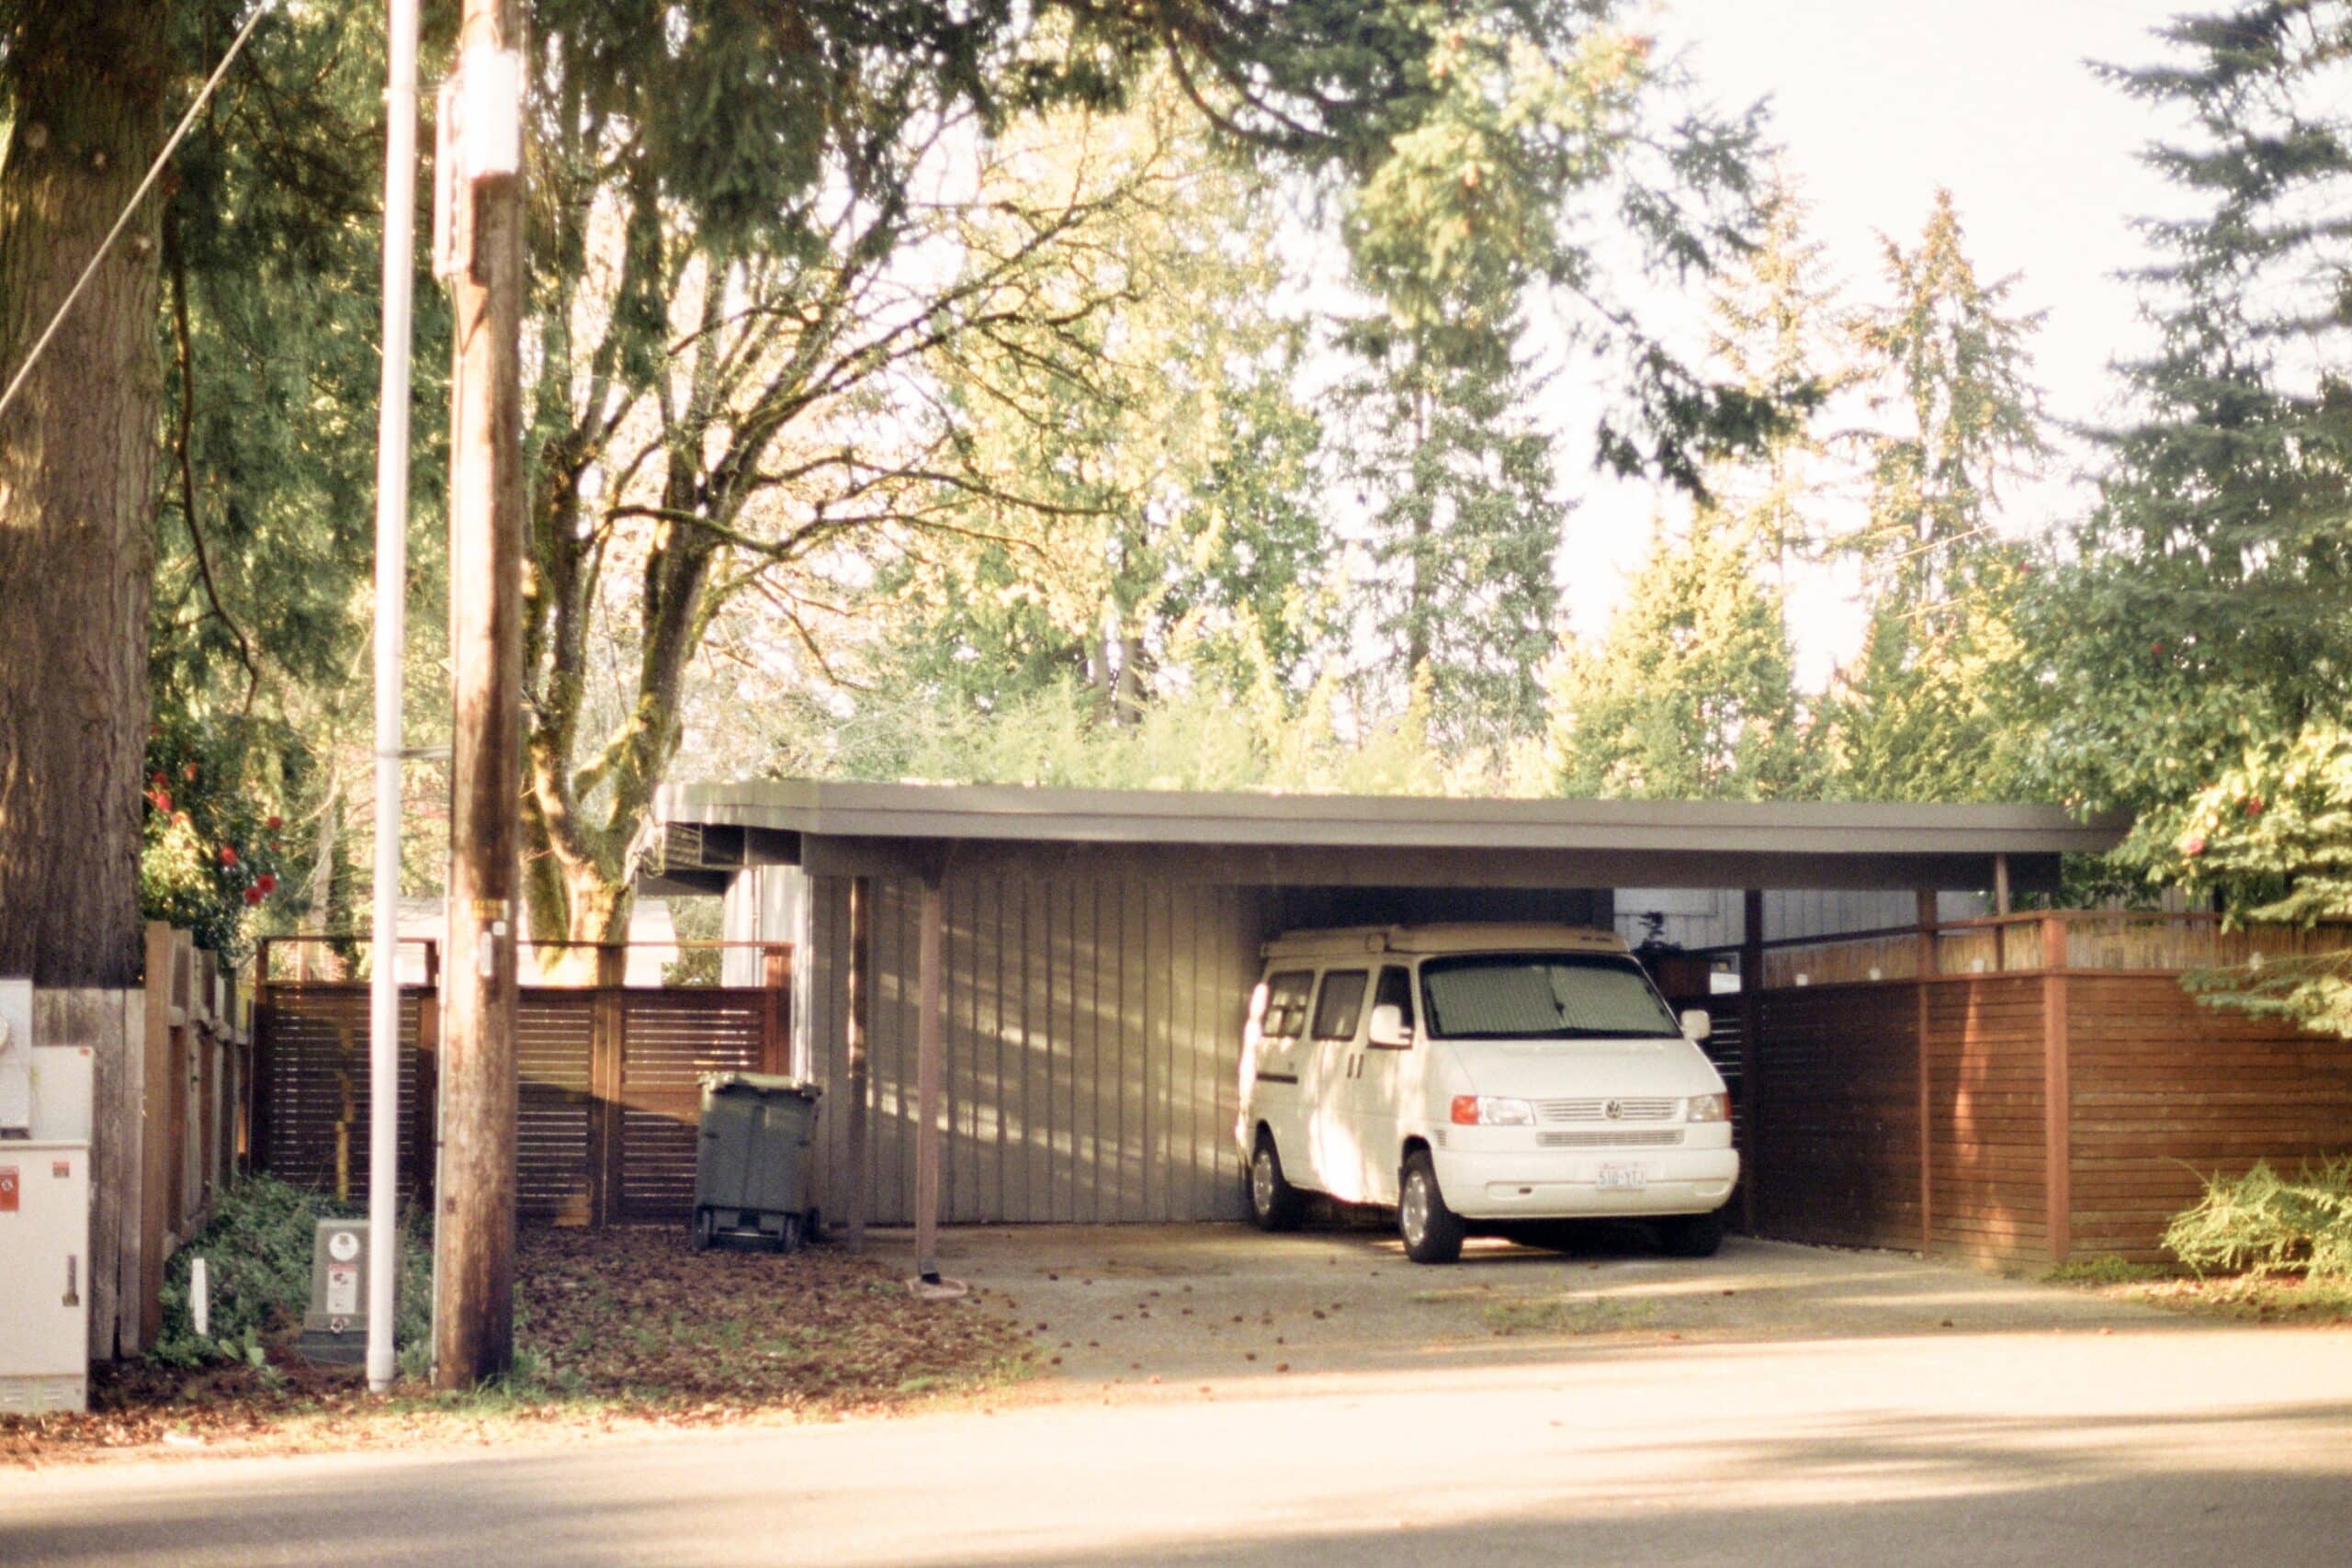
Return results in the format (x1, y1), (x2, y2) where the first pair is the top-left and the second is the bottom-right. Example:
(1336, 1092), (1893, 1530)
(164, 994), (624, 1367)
(650, 778), (2129, 894)
(1261, 923), (1629, 961)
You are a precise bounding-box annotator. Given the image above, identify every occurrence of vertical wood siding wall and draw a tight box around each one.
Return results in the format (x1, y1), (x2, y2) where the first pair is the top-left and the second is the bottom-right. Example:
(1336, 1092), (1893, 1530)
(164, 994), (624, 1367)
(799, 874), (1273, 1224)
(1926, 976), (2049, 1264)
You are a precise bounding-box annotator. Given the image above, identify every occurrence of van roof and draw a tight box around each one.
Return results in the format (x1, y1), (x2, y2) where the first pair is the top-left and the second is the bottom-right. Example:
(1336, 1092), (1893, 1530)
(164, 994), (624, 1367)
(1261, 923), (1631, 961)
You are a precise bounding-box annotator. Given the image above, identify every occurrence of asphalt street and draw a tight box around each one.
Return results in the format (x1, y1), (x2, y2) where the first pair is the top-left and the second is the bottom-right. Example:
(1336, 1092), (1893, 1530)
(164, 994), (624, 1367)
(6, 1317), (2350, 1566)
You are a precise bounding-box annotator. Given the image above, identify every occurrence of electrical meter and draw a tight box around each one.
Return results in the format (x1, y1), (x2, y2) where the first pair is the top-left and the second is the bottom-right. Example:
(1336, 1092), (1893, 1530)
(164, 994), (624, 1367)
(298, 1218), (371, 1366)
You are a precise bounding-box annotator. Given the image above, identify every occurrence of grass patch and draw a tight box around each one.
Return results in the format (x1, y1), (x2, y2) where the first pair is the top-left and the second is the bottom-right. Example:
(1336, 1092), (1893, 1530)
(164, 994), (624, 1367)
(1480, 1296), (1657, 1336)
(2043, 1255), (2168, 1286)
(2112, 1273), (2352, 1325)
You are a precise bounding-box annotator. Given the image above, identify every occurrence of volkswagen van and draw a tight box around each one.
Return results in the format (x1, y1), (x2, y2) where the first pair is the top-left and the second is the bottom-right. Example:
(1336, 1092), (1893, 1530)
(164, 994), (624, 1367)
(1237, 923), (1738, 1263)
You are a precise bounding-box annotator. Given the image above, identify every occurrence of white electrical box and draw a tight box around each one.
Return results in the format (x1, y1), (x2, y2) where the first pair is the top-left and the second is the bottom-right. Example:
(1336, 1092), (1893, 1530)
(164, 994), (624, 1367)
(0, 1044), (95, 1414)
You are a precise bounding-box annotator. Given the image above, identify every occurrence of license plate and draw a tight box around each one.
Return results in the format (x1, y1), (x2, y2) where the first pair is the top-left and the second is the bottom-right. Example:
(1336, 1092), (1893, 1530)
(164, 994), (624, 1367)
(1596, 1164), (1647, 1190)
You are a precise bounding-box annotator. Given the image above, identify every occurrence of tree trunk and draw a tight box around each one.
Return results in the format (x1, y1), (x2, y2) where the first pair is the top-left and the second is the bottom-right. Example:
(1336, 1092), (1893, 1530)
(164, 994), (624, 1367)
(0, 5), (172, 987)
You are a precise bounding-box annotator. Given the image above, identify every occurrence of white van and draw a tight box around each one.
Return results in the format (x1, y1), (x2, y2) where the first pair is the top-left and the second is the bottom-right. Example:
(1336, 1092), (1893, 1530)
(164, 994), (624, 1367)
(1237, 923), (1738, 1263)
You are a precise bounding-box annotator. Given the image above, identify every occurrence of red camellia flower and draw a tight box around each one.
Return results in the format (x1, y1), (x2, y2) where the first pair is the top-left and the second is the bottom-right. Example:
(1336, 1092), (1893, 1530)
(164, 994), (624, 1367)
(243, 886), (264, 906)
(183, 761), (198, 782)
(2151, 640), (2166, 656)
(219, 844), (238, 867)
(266, 814), (283, 830)
(256, 873), (277, 894)
(2184, 834), (2209, 858)
(2245, 796), (2265, 817)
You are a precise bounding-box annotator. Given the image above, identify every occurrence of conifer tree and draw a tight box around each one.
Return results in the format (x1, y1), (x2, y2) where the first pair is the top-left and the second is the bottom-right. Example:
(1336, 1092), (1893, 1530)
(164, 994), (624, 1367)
(1826, 190), (2048, 802)
(2033, 1), (2352, 1032)
(1542, 507), (1804, 799)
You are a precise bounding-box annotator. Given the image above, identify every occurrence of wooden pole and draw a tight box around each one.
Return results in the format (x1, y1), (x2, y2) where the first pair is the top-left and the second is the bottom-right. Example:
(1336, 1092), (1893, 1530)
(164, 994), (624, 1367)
(1738, 889), (1763, 1237)
(914, 872), (944, 1283)
(433, 0), (526, 1389)
(843, 876), (871, 1251)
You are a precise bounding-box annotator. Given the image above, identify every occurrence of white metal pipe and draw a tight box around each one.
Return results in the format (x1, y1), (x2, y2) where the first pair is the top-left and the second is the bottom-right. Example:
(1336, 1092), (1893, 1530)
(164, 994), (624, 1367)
(368, 0), (422, 1394)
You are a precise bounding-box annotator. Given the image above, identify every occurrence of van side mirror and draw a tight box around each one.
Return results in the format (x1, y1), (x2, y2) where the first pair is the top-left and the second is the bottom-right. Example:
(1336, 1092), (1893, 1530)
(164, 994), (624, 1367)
(1679, 1009), (1712, 1043)
(1367, 1003), (1414, 1049)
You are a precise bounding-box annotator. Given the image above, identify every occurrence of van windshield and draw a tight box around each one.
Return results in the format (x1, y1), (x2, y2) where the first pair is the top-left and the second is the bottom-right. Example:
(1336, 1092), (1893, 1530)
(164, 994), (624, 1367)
(1419, 953), (1680, 1041)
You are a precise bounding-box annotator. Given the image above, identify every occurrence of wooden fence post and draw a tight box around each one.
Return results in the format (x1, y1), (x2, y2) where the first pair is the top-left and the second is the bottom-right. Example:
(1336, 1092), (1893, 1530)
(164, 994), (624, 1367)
(588, 943), (626, 1226)
(2042, 915), (2072, 1265)
(1917, 889), (1936, 1256)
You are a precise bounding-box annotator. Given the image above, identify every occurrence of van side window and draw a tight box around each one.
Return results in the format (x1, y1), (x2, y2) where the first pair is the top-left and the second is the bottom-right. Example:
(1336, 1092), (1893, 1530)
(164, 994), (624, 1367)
(1261, 971), (1314, 1039)
(1374, 964), (1415, 1030)
(1310, 970), (1369, 1041)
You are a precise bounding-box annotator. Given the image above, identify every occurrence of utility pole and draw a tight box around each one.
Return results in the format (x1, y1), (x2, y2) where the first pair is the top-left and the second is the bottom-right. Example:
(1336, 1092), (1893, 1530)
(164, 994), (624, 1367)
(366, 0), (422, 1396)
(432, 0), (526, 1389)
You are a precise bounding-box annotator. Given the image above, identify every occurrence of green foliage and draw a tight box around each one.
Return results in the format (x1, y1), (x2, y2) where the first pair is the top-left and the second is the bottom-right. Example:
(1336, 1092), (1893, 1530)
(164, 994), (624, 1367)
(2139, 726), (2352, 1035)
(2028, 4), (2352, 983)
(1824, 192), (2048, 802)
(137, 718), (294, 956)
(1542, 509), (1806, 799)
(2164, 1157), (2352, 1281)
(800, 676), (1489, 799)
(148, 1175), (433, 1370)
(2035, 3), (2352, 826)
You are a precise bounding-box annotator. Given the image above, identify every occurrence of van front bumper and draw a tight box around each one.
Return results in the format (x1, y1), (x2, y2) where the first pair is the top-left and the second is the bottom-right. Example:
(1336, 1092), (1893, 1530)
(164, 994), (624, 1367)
(1429, 1145), (1739, 1221)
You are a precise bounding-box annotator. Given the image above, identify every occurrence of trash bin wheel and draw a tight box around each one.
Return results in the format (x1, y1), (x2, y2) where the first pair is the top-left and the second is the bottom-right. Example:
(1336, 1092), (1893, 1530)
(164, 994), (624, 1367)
(692, 1205), (716, 1252)
(773, 1212), (803, 1255)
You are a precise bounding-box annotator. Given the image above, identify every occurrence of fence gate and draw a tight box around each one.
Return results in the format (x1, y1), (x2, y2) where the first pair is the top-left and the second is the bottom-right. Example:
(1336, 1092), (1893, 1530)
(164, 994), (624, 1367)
(254, 965), (789, 1225)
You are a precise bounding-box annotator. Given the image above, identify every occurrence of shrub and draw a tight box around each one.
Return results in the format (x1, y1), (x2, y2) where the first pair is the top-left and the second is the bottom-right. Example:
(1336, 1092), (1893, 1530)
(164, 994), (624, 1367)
(2163, 1157), (2352, 1281)
(149, 1174), (434, 1369)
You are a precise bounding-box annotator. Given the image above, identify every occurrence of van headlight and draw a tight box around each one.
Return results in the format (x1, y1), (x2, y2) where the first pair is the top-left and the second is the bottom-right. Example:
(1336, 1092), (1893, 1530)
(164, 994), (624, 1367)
(1450, 1095), (1534, 1127)
(1687, 1092), (1730, 1123)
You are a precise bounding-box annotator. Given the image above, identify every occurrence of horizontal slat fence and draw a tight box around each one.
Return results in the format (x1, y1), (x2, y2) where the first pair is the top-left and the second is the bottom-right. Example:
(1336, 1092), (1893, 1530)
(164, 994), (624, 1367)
(255, 969), (787, 1224)
(1713, 912), (2352, 1269)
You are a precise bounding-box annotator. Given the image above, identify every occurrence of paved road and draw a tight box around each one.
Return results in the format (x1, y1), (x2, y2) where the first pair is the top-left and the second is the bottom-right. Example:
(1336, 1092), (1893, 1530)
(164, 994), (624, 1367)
(6, 1322), (2351, 1566)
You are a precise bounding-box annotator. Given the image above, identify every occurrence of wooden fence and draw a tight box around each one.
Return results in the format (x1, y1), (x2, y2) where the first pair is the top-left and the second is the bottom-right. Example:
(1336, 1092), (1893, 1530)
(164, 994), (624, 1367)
(253, 941), (792, 1225)
(1669, 911), (2352, 1267)
(25, 923), (249, 1360)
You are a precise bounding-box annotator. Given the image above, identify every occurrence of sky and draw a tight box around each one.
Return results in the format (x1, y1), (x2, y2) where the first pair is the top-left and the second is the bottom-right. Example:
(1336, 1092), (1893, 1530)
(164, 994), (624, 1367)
(1564, 0), (2188, 684)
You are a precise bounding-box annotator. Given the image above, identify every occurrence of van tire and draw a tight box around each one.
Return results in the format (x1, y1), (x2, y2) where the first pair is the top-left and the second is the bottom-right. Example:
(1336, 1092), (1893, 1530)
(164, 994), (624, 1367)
(1249, 1134), (1305, 1231)
(1398, 1152), (1465, 1264)
(1657, 1210), (1724, 1258)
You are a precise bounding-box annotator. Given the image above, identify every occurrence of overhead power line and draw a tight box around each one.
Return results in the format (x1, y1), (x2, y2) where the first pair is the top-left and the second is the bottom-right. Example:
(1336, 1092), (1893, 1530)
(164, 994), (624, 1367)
(0, 0), (279, 425)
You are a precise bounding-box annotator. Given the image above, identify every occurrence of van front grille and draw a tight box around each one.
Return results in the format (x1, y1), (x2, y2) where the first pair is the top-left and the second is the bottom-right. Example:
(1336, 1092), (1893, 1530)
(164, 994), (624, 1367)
(1536, 1097), (1679, 1123)
(1537, 1130), (1685, 1149)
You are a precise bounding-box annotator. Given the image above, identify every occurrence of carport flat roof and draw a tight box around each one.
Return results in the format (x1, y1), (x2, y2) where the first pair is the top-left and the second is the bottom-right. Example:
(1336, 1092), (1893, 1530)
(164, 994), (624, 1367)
(650, 779), (2128, 894)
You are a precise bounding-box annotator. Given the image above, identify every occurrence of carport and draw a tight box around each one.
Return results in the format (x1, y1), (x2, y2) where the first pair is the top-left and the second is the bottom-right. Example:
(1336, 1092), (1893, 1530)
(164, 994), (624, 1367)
(648, 781), (2132, 1276)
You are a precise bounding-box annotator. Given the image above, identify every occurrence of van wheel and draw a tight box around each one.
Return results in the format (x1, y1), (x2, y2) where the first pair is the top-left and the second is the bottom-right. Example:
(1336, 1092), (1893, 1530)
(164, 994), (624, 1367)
(1249, 1134), (1305, 1231)
(1398, 1152), (1464, 1264)
(1657, 1211), (1724, 1258)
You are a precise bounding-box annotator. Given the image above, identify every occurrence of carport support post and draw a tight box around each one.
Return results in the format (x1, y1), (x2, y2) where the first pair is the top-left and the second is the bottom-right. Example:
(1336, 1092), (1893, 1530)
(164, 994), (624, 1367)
(844, 877), (870, 1252)
(914, 870), (944, 1284)
(1739, 890), (1763, 1235)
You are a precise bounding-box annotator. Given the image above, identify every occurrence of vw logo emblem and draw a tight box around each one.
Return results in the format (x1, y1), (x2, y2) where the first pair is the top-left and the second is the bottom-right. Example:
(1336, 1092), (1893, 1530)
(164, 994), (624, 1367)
(1604, 1099), (1623, 1121)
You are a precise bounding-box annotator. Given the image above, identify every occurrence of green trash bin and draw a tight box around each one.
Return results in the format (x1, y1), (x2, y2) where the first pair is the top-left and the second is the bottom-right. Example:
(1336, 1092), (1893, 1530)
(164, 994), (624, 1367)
(693, 1072), (822, 1253)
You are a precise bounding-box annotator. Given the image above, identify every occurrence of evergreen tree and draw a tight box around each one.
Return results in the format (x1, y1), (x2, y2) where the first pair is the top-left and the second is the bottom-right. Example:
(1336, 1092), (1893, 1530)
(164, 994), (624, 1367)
(2032, 2), (2352, 1031)
(1826, 190), (2049, 801)
(1542, 508), (1805, 799)
(1702, 171), (1844, 573)
(1339, 333), (1561, 754)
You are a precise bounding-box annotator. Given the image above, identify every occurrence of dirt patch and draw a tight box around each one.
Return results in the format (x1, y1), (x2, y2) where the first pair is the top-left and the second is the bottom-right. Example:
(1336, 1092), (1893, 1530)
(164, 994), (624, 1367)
(2049, 1267), (2352, 1326)
(2, 1226), (1034, 1466)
